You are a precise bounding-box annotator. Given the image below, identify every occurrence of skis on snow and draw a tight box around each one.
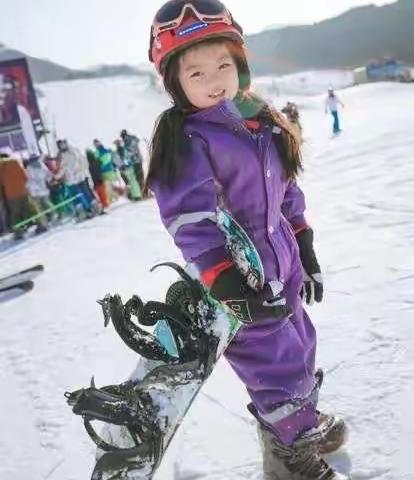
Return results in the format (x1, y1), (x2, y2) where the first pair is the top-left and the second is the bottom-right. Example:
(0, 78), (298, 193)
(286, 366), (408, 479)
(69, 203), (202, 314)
(0, 264), (44, 301)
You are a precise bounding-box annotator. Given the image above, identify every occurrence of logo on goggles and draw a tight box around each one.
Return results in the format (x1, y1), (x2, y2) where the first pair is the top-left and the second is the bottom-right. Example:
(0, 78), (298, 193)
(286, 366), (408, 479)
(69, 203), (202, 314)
(177, 21), (209, 37)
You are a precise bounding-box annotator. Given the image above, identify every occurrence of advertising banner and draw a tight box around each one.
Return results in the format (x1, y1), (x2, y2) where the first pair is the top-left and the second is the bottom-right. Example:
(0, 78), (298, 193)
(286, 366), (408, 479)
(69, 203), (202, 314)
(0, 58), (42, 154)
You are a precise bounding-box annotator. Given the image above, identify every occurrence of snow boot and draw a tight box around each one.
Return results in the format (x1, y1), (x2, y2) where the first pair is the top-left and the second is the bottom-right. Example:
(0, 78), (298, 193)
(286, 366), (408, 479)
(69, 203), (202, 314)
(258, 424), (350, 480)
(13, 229), (25, 240)
(74, 204), (87, 222)
(316, 413), (347, 455)
(34, 224), (48, 235)
(312, 369), (347, 454)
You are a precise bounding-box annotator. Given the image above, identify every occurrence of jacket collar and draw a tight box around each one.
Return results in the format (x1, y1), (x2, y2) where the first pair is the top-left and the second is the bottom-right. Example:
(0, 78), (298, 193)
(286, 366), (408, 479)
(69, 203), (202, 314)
(185, 99), (244, 128)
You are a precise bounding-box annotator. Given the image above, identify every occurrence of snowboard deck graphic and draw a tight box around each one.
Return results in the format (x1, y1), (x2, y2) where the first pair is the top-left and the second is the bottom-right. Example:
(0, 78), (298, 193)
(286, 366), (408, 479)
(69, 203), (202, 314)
(216, 208), (265, 290)
(65, 213), (264, 479)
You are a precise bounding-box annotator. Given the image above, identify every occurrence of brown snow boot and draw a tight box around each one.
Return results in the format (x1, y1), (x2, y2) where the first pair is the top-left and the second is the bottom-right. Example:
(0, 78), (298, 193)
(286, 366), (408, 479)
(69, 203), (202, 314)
(258, 424), (351, 480)
(316, 413), (348, 455)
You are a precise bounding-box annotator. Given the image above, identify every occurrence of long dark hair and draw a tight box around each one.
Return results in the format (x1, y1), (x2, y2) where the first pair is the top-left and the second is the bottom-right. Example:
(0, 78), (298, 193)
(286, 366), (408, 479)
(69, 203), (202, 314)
(145, 38), (302, 194)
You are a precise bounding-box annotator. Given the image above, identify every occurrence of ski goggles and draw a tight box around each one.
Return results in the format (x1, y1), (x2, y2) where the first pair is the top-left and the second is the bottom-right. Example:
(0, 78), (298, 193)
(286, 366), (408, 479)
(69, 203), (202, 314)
(152, 0), (235, 38)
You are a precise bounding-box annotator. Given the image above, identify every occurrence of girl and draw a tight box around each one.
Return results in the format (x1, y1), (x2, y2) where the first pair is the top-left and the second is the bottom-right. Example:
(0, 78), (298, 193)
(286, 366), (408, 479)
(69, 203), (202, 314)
(146, 2), (348, 479)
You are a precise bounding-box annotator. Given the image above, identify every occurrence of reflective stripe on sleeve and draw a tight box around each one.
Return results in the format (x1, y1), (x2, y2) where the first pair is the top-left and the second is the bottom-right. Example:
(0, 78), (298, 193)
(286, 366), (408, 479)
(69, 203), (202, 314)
(167, 211), (217, 237)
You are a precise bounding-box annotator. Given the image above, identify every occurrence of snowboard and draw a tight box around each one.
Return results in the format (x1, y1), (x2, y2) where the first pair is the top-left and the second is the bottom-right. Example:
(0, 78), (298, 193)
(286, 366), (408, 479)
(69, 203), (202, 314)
(0, 280), (34, 301)
(65, 213), (265, 480)
(0, 264), (44, 291)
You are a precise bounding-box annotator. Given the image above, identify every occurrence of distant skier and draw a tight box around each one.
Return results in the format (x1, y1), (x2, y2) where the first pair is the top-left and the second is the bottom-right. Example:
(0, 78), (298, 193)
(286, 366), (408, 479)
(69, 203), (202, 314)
(0, 152), (47, 238)
(25, 154), (55, 226)
(145, 1), (348, 479)
(93, 139), (121, 202)
(86, 149), (109, 210)
(325, 87), (344, 135)
(113, 139), (141, 200)
(120, 129), (144, 192)
(56, 139), (95, 218)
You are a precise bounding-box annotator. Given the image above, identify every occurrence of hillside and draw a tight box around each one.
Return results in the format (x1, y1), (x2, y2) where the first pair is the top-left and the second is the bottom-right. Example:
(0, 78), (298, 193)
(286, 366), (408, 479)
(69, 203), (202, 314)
(245, 0), (414, 75)
(0, 46), (154, 84)
(2, 0), (413, 82)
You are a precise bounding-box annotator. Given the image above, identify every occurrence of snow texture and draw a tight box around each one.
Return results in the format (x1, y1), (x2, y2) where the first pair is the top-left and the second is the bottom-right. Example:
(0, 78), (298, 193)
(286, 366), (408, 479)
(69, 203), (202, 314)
(0, 73), (413, 480)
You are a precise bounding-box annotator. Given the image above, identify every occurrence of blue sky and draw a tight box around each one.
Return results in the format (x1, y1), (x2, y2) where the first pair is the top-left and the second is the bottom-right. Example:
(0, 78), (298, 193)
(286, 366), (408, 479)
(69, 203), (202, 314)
(2, 0), (394, 68)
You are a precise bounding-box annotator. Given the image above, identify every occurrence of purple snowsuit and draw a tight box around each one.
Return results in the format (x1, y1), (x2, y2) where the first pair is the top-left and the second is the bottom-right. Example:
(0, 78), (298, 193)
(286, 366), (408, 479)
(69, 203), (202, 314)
(151, 99), (318, 445)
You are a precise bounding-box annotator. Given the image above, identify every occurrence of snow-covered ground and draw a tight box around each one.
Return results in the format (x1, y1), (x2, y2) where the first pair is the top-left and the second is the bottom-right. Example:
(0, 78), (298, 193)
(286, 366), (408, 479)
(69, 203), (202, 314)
(1, 76), (413, 480)
(38, 76), (168, 152)
(37, 69), (353, 152)
(254, 69), (354, 98)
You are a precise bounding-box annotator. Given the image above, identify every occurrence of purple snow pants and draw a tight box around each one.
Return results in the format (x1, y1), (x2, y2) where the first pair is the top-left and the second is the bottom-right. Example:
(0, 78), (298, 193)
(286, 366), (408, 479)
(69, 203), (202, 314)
(224, 257), (318, 446)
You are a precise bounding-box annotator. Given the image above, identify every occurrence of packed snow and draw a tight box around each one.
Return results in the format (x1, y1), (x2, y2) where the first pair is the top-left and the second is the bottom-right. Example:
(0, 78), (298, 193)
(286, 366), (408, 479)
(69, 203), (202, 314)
(0, 73), (413, 480)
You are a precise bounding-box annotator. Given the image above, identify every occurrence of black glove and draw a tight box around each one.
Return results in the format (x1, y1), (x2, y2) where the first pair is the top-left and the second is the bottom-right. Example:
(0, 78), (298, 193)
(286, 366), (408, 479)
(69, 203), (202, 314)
(210, 265), (291, 324)
(295, 227), (323, 304)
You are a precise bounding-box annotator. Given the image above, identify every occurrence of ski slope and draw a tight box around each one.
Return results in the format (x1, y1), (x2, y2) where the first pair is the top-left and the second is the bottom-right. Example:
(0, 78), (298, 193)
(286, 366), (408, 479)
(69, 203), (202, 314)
(0, 77), (413, 480)
(38, 76), (168, 151)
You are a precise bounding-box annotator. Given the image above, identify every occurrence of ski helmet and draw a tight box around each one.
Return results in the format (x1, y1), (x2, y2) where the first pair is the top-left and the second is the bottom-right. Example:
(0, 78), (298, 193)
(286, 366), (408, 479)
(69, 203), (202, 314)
(149, 0), (244, 74)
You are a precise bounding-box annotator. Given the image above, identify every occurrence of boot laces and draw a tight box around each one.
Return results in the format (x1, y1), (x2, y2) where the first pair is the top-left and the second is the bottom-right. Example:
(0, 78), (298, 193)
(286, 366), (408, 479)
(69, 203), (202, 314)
(270, 439), (336, 479)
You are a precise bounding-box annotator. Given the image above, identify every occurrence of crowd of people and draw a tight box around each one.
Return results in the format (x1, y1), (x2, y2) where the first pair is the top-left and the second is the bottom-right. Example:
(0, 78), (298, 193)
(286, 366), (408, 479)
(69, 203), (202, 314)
(0, 129), (146, 239)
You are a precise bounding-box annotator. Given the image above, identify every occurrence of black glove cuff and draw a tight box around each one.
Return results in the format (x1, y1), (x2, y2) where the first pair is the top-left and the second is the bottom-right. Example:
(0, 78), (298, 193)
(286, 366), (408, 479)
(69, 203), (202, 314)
(295, 227), (321, 275)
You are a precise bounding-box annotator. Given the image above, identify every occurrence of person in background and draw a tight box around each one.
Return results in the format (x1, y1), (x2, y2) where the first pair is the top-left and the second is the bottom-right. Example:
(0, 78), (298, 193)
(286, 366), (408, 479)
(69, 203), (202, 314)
(281, 101), (302, 140)
(56, 139), (95, 219)
(325, 87), (344, 135)
(0, 177), (8, 235)
(43, 154), (74, 220)
(120, 129), (144, 192)
(93, 139), (120, 202)
(86, 149), (109, 210)
(113, 139), (141, 201)
(0, 152), (46, 238)
(25, 154), (55, 226)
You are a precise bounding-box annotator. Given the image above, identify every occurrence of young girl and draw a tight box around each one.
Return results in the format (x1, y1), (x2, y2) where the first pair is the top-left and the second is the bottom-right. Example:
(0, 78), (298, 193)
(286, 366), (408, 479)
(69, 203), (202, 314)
(146, 2), (348, 479)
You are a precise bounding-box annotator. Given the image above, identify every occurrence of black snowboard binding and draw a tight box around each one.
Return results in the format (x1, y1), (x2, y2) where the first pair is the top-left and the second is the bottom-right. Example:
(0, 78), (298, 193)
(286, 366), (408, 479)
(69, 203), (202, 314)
(65, 263), (222, 478)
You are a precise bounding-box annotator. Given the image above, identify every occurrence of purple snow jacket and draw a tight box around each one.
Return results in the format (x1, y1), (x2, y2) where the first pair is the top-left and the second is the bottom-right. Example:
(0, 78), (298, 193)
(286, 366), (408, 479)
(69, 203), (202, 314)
(151, 99), (318, 445)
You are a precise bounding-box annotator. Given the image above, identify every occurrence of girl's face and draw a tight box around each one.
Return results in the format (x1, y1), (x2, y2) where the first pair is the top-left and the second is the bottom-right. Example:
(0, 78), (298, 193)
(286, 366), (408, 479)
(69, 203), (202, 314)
(178, 41), (239, 110)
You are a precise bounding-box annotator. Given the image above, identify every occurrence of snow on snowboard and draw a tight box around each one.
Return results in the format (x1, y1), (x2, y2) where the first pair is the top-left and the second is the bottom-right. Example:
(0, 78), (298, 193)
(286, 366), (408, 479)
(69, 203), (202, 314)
(65, 210), (265, 479)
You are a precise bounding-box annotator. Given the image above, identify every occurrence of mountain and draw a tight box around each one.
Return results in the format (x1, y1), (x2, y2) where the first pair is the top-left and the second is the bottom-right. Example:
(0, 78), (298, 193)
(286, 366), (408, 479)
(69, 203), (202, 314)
(0, 46), (155, 84)
(1, 0), (413, 82)
(245, 0), (414, 75)
(63, 64), (154, 81)
(0, 47), (72, 83)
(261, 23), (293, 32)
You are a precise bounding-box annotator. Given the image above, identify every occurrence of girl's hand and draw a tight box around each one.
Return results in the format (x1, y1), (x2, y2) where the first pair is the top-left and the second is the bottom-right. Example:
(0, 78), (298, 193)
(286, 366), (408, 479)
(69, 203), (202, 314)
(210, 265), (291, 324)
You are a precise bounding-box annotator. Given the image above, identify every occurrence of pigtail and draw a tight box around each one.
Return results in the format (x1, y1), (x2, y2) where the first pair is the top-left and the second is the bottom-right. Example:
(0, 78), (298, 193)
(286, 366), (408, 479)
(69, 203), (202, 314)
(260, 103), (303, 180)
(238, 92), (303, 181)
(144, 106), (187, 194)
